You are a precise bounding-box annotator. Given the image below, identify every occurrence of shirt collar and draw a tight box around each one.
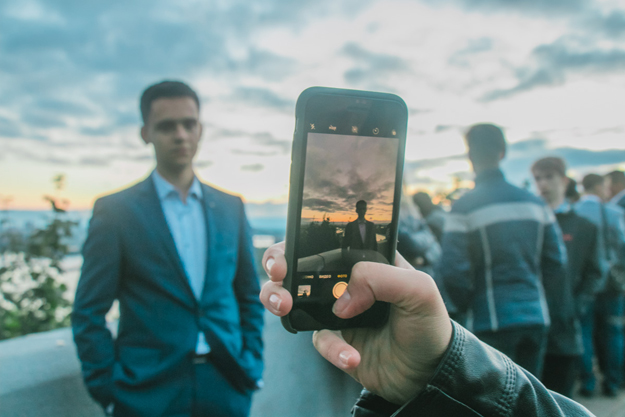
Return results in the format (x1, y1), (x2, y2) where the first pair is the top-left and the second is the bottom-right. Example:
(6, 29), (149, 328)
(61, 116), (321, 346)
(152, 170), (202, 201)
(611, 188), (625, 205)
(475, 168), (505, 185)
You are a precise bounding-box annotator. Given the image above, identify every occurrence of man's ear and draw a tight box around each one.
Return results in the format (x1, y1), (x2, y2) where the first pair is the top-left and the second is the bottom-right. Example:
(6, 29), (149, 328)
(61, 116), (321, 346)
(140, 126), (149, 145)
(198, 122), (203, 141)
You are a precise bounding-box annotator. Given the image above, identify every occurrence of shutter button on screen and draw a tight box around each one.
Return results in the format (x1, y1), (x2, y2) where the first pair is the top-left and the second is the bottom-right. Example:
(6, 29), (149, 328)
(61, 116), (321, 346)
(333, 282), (348, 299)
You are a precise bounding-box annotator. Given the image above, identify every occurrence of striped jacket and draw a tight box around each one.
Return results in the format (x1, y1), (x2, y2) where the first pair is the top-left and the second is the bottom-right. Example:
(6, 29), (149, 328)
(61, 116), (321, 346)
(438, 169), (567, 333)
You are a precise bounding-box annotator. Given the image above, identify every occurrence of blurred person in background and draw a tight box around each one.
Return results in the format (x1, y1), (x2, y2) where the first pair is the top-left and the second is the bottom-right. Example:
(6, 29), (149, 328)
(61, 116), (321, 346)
(531, 157), (602, 398)
(606, 170), (625, 211)
(397, 188), (441, 276)
(575, 173), (625, 397)
(605, 170), (625, 386)
(438, 123), (566, 378)
(565, 177), (581, 204)
(72, 81), (264, 417)
(412, 191), (446, 243)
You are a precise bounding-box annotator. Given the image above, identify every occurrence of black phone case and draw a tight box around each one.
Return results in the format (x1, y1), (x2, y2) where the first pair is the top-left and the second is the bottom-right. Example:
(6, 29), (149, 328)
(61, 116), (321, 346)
(282, 86), (408, 333)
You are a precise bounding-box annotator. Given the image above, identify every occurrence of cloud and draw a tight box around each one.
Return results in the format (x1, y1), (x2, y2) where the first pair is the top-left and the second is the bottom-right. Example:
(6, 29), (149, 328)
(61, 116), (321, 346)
(208, 128), (291, 152)
(502, 138), (625, 185)
(0, 116), (22, 137)
(20, 110), (67, 129)
(583, 9), (625, 39)
(409, 108), (432, 116)
(227, 87), (294, 113)
(302, 198), (345, 212)
(448, 37), (493, 67)
(0, 0), (335, 148)
(251, 132), (291, 153)
(423, 0), (590, 16)
(300, 133), (399, 220)
(404, 154), (466, 171)
(434, 124), (458, 133)
(195, 160), (213, 168)
(241, 163), (264, 172)
(481, 38), (625, 101)
(80, 125), (117, 137)
(231, 149), (279, 157)
(342, 43), (412, 86)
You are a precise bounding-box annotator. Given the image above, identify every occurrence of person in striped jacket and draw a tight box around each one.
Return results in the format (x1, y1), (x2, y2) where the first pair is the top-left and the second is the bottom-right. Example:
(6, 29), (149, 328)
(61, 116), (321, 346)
(438, 123), (567, 378)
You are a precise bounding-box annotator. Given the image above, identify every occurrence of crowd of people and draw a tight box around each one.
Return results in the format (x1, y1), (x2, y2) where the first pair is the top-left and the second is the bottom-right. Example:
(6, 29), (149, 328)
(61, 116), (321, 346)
(399, 124), (625, 400)
(71, 79), (622, 416)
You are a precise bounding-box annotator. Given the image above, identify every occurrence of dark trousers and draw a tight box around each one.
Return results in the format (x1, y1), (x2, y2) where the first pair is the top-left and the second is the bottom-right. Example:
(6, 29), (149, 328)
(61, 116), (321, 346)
(475, 325), (548, 377)
(542, 354), (579, 398)
(580, 292), (624, 392)
(191, 360), (252, 417)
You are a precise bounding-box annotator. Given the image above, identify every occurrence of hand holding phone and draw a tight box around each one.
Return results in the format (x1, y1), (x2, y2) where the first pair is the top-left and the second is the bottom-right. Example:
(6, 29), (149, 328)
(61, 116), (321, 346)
(260, 242), (452, 405)
(283, 87), (408, 332)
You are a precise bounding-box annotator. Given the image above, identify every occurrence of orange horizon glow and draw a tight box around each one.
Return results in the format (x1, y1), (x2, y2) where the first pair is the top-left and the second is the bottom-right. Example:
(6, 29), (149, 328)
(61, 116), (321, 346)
(300, 212), (392, 224)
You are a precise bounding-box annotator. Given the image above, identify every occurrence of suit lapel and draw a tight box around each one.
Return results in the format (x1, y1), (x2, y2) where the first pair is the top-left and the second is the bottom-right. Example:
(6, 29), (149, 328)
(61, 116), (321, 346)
(200, 183), (217, 299)
(136, 177), (197, 303)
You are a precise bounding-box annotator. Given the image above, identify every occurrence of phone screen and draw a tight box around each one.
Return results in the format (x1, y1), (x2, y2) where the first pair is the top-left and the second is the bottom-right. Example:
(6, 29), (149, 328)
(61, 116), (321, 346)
(288, 93), (405, 328)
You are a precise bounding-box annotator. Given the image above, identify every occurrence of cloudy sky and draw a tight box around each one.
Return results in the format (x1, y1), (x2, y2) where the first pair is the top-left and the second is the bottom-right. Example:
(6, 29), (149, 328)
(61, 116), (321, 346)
(301, 133), (398, 224)
(2, 0), (625, 210)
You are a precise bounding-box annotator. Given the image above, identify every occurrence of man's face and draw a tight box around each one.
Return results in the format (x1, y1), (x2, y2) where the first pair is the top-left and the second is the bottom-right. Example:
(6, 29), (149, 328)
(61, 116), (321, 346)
(141, 97), (202, 171)
(532, 169), (567, 205)
(605, 176), (625, 199)
(595, 180), (609, 201)
(356, 202), (367, 218)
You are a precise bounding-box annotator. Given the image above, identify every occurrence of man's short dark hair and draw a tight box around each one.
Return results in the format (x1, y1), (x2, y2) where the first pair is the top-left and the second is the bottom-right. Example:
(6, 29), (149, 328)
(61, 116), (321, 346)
(140, 80), (200, 124)
(606, 170), (625, 186)
(531, 157), (566, 177)
(356, 200), (367, 208)
(465, 123), (506, 166)
(565, 177), (580, 202)
(582, 174), (604, 192)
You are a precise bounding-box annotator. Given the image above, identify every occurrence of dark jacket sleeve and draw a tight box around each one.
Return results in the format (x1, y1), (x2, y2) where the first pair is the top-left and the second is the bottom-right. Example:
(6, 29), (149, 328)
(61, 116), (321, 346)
(540, 209), (568, 298)
(352, 322), (594, 417)
(71, 198), (119, 408)
(233, 199), (265, 384)
(575, 222), (603, 315)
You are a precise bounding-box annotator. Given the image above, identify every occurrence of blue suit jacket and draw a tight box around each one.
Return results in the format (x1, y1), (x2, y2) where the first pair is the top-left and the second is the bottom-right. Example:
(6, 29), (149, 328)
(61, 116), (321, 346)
(72, 177), (264, 416)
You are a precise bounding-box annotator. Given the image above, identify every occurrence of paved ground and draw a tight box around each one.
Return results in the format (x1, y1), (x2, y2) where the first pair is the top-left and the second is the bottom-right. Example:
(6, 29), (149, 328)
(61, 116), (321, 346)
(1, 313), (624, 417)
(574, 391), (625, 417)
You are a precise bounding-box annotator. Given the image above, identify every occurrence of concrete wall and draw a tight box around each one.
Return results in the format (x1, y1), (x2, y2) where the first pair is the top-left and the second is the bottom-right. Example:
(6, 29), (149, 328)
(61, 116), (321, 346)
(0, 312), (362, 417)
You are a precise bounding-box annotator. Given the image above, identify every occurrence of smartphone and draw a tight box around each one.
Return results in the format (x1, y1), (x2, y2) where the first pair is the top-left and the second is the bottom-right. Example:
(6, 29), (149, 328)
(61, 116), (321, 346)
(283, 87), (408, 333)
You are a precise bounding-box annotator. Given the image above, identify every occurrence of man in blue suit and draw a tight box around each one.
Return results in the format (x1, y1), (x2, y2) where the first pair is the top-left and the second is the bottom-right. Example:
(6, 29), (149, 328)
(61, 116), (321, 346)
(72, 81), (264, 417)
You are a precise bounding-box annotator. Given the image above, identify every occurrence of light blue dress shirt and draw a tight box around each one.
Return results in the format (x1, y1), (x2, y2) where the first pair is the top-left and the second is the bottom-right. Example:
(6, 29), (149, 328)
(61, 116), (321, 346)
(152, 170), (210, 354)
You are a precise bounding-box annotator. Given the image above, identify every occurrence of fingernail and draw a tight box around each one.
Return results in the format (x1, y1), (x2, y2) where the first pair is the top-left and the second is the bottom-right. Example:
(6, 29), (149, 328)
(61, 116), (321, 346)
(266, 258), (275, 275)
(332, 290), (351, 316)
(339, 351), (352, 368)
(269, 294), (281, 311)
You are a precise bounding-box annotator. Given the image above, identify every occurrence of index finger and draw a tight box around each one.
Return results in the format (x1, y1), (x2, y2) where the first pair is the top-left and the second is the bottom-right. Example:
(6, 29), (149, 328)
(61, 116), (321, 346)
(261, 241), (287, 282)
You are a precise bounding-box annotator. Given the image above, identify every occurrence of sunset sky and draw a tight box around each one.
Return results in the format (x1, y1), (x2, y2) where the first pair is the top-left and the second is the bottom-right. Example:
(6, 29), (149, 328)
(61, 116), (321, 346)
(301, 133), (397, 224)
(2, 0), (625, 211)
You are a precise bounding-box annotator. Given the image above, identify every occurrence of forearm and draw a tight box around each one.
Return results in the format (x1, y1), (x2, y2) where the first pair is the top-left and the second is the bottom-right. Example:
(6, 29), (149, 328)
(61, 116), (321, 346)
(353, 322), (593, 417)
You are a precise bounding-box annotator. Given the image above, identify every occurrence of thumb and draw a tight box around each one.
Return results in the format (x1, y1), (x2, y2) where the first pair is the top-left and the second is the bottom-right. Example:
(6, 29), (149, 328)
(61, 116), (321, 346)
(332, 262), (443, 319)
